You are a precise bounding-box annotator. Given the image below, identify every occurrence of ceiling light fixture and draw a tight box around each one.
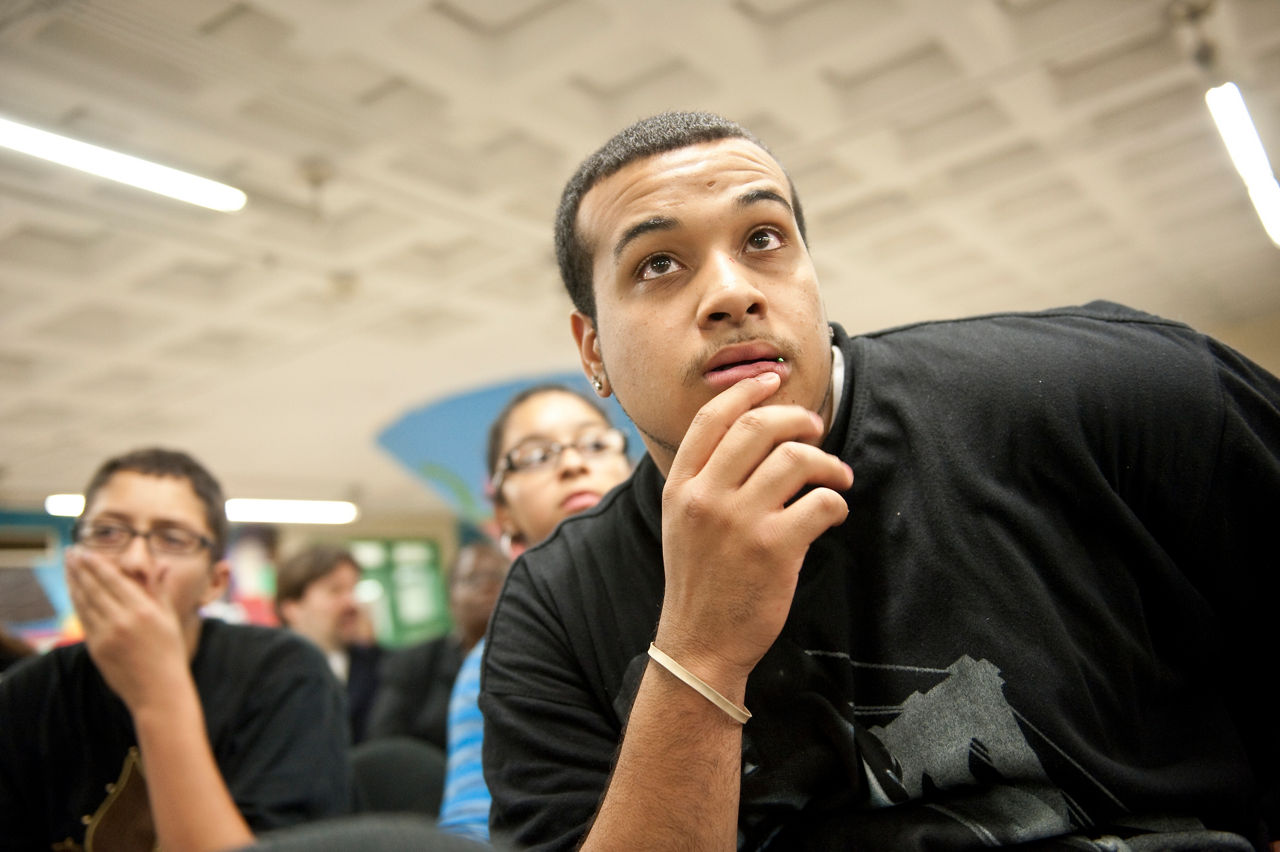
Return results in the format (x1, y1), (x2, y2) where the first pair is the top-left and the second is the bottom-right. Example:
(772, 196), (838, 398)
(44, 494), (358, 525)
(1204, 83), (1280, 246)
(224, 498), (359, 525)
(0, 114), (247, 212)
(44, 494), (87, 517)
(1170, 0), (1280, 248)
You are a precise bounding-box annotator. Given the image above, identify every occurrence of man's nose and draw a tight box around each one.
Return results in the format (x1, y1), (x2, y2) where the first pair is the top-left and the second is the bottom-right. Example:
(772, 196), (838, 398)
(698, 252), (766, 327)
(555, 444), (590, 475)
(115, 531), (158, 581)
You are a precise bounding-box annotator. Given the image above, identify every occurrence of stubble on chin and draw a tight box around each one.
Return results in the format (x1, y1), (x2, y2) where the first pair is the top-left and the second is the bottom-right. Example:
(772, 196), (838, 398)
(604, 326), (832, 464)
(610, 389), (681, 458)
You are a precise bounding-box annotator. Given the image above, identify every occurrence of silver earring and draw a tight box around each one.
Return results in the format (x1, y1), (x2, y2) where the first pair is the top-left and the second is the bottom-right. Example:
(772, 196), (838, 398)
(592, 376), (603, 392)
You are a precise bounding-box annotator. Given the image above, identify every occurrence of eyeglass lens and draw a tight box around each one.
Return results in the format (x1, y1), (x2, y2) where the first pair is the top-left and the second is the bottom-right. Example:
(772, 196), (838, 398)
(77, 522), (207, 555)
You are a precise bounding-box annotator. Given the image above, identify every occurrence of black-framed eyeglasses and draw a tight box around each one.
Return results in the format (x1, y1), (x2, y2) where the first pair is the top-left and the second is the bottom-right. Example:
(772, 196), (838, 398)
(491, 428), (627, 490)
(73, 520), (213, 557)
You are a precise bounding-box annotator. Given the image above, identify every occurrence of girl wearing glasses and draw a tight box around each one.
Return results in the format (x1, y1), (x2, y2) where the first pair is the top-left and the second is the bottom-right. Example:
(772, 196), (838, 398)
(438, 383), (633, 842)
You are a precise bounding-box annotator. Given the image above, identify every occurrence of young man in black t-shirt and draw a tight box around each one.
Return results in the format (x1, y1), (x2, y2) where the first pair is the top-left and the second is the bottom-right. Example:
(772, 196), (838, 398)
(479, 112), (1280, 851)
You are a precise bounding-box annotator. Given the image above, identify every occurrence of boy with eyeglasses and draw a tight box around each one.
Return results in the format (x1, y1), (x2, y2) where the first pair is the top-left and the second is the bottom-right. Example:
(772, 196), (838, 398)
(0, 447), (350, 852)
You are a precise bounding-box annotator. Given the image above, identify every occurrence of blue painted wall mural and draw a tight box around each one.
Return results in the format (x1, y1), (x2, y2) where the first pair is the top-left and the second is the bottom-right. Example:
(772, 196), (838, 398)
(376, 371), (640, 523)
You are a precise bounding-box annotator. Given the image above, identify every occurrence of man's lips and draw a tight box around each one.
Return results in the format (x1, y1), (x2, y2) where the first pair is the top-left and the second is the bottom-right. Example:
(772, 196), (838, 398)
(703, 342), (791, 390)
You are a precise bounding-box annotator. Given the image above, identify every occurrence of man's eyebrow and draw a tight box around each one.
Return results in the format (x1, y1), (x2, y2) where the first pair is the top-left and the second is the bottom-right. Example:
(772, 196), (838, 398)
(609, 189), (790, 262)
(738, 188), (792, 214)
(613, 216), (678, 262)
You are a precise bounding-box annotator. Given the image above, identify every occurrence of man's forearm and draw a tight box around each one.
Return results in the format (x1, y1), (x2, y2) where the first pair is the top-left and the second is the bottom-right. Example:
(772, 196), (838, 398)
(582, 661), (744, 851)
(131, 680), (253, 852)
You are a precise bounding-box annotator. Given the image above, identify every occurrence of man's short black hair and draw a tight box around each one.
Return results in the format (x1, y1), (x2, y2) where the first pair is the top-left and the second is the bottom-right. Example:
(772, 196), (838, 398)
(80, 447), (228, 559)
(553, 110), (808, 322)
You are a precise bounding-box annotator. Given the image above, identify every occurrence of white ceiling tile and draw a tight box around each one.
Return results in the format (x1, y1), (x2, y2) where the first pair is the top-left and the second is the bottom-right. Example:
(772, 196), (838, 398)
(198, 2), (295, 55)
(32, 17), (204, 95)
(826, 41), (964, 117)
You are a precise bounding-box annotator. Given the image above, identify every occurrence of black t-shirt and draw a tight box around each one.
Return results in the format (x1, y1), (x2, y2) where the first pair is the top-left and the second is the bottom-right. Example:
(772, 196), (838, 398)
(365, 633), (463, 750)
(481, 303), (1280, 851)
(0, 619), (352, 850)
(346, 642), (385, 744)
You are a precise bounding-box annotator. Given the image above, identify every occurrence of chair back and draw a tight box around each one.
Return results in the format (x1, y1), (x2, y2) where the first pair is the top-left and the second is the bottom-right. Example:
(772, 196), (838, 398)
(349, 736), (446, 816)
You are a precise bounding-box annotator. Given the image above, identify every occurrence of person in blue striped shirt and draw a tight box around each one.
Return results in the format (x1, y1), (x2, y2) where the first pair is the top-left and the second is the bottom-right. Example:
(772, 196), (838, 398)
(436, 383), (632, 842)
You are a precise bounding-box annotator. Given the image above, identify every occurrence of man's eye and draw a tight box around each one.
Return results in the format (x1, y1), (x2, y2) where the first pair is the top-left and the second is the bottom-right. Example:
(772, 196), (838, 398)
(745, 228), (783, 252)
(156, 528), (194, 549)
(518, 446), (554, 467)
(88, 524), (127, 543)
(638, 254), (682, 281)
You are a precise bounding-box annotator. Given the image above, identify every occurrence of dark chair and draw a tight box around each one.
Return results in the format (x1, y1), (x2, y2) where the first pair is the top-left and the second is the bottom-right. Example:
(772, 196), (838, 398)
(348, 736), (447, 817)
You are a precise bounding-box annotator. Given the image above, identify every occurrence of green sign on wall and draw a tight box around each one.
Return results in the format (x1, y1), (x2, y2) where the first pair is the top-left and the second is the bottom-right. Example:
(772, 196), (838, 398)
(350, 538), (449, 647)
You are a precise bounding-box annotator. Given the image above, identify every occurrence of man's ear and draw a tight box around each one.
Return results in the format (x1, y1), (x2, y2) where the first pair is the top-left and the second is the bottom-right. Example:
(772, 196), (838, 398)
(277, 596), (297, 627)
(201, 559), (232, 608)
(571, 311), (609, 397)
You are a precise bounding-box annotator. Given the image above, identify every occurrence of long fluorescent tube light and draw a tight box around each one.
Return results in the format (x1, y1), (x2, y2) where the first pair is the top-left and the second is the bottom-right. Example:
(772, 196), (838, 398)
(45, 494), (358, 525)
(224, 499), (359, 525)
(0, 115), (247, 212)
(44, 494), (87, 517)
(1204, 82), (1280, 247)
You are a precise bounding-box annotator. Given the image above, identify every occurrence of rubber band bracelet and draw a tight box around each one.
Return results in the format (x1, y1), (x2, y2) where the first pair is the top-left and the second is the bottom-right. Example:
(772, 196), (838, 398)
(647, 643), (751, 724)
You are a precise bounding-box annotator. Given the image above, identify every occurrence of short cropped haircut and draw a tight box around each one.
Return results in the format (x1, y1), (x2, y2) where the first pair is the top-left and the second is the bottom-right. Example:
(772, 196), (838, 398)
(274, 544), (360, 622)
(554, 110), (808, 322)
(485, 382), (612, 504)
(81, 447), (228, 560)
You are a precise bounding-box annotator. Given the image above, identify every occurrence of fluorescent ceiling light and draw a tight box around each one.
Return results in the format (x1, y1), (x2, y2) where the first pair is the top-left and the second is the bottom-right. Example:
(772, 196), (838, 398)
(45, 494), (358, 525)
(224, 498), (359, 525)
(45, 494), (86, 517)
(0, 114), (247, 212)
(1204, 82), (1280, 247)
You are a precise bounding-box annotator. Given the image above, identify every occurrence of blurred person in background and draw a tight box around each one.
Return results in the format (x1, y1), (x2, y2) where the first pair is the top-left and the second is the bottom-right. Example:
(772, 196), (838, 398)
(366, 539), (509, 750)
(0, 447), (349, 852)
(275, 544), (383, 744)
(435, 383), (633, 842)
